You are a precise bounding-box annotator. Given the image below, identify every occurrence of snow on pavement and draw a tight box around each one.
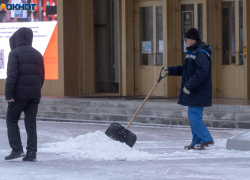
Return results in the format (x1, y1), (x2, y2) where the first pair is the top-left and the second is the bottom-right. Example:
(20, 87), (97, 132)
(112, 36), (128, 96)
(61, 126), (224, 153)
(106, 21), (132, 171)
(39, 130), (250, 162)
(1, 120), (250, 180)
(40, 130), (155, 161)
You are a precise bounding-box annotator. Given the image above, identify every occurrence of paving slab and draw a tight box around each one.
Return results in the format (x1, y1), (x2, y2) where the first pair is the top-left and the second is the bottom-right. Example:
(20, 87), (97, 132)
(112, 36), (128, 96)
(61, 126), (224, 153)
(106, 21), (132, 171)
(0, 120), (249, 180)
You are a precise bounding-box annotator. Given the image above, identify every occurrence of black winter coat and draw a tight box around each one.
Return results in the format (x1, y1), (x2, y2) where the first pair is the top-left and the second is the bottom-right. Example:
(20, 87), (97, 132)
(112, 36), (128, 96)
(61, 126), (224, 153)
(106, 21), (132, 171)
(167, 41), (212, 107)
(5, 27), (45, 100)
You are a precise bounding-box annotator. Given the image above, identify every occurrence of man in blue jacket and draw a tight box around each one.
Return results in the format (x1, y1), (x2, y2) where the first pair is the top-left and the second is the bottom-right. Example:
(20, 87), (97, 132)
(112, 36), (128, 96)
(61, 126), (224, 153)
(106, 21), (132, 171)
(5, 27), (44, 161)
(165, 28), (214, 150)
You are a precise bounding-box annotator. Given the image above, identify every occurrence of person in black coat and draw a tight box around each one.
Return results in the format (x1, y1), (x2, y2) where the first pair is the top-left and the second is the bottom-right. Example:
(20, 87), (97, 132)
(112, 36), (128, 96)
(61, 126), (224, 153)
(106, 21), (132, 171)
(5, 27), (45, 161)
(165, 28), (214, 150)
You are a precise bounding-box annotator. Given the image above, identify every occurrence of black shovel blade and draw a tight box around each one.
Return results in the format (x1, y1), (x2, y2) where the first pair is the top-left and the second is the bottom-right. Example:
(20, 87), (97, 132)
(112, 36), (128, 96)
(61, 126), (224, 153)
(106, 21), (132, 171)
(105, 123), (137, 148)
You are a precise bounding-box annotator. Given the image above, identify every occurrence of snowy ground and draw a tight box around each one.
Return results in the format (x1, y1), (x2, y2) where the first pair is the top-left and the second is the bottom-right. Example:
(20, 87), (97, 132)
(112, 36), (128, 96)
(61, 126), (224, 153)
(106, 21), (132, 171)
(0, 120), (250, 180)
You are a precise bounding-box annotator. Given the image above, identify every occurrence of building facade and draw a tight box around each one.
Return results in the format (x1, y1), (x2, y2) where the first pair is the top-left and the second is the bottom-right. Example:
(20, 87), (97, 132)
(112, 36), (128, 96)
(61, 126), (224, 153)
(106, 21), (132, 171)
(1, 0), (250, 99)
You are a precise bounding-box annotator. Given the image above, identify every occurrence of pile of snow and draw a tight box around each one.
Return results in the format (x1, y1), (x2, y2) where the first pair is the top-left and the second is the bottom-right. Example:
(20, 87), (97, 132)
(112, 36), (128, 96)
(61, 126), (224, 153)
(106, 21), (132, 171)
(39, 131), (250, 161)
(39, 131), (156, 161)
(229, 130), (250, 141)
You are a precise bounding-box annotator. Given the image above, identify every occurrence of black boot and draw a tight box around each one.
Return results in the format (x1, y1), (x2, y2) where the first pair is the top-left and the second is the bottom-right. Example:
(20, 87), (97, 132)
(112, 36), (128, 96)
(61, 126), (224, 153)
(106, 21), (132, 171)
(5, 151), (25, 160)
(22, 152), (37, 162)
(184, 145), (194, 150)
(195, 141), (214, 150)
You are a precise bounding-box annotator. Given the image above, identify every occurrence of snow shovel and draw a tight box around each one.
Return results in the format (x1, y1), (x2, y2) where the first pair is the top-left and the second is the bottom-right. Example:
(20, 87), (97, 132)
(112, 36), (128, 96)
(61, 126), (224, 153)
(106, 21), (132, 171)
(105, 67), (167, 147)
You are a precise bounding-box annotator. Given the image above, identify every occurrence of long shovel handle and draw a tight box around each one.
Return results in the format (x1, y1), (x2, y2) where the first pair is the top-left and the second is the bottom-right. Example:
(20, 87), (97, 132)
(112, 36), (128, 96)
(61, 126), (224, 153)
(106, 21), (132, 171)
(125, 67), (167, 129)
(125, 82), (159, 129)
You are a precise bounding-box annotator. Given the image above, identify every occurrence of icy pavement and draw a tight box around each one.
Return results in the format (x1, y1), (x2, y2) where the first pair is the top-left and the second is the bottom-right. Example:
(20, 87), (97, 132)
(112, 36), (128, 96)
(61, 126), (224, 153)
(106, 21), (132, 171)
(0, 120), (250, 180)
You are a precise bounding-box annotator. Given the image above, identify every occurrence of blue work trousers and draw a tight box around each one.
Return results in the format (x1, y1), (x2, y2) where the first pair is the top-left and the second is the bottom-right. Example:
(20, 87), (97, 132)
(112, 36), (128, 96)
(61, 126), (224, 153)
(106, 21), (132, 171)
(188, 106), (213, 146)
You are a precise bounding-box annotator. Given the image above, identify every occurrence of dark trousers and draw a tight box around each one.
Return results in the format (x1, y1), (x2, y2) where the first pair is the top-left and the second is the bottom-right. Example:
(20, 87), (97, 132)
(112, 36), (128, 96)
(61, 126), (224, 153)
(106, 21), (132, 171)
(6, 98), (40, 153)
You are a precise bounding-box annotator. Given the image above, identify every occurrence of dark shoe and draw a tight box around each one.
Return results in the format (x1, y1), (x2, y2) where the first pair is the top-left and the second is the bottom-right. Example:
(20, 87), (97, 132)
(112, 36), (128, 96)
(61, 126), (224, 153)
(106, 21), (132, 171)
(5, 151), (25, 160)
(184, 145), (194, 150)
(22, 152), (37, 162)
(195, 141), (214, 150)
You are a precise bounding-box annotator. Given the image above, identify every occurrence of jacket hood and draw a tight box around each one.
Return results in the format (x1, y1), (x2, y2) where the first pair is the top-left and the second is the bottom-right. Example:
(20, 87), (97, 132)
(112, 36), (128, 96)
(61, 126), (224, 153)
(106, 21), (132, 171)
(192, 41), (212, 56)
(9, 27), (33, 50)
(9, 32), (16, 50)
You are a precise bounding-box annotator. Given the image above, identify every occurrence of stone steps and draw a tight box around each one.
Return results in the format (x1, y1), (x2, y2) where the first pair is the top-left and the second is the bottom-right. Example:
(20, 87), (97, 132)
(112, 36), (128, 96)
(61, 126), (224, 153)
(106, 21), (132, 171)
(0, 105), (246, 121)
(0, 97), (250, 128)
(1, 112), (250, 128)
